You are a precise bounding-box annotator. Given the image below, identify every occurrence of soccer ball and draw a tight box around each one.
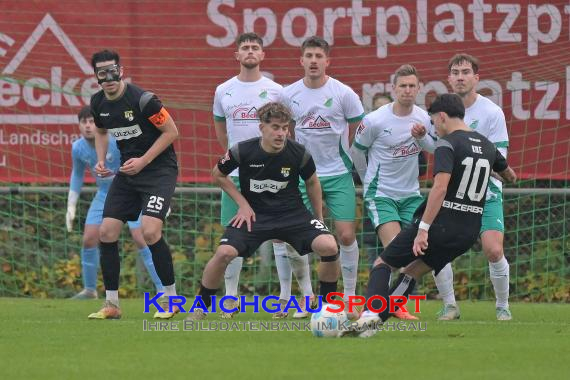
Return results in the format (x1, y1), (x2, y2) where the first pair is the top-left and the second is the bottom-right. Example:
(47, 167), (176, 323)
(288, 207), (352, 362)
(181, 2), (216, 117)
(310, 303), (348, 338)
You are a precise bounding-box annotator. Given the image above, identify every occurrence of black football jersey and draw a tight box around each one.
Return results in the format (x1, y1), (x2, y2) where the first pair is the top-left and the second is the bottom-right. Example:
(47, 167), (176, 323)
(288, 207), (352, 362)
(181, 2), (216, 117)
(90, 83), (177, 170)
(217, 138), (316, 215)
(415, 130), (508, 231)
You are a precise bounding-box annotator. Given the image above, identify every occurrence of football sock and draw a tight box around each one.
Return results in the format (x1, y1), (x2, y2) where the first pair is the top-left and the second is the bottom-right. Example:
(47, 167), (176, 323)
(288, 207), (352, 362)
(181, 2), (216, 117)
(290, 251), (313, 297)
(224, 256), (243, 297)
(379, 273), (416, 322)
(319, 281), (337, 301)
(273, 242), (292, 300)
(138, 247), (164, 291)
(340, 240), (359, 299)
(81, 247), (99, 291)
(163, 284), (177, 298)
(105, 290), (119, 305)
(489, 256), (510, 309)
(198, 283), (219, 309)
(99, 241), (120, 291)
(148, 237), (175, 287)
(433, 263), (456, 305)
(365, 263), (391, 312)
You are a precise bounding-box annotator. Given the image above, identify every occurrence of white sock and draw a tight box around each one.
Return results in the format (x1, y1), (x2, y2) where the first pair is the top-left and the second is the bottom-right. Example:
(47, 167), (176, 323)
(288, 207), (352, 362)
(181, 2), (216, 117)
(224, 256), (243, 297)
(289, 247), (313, 297)
(340, 240), (359, 300)
(489, 256), (510, 309)
(106, 290), (119, 305)
(433, 263), (456, 305)
(273, 242), (292, 300)
(163, 284), (177, 298)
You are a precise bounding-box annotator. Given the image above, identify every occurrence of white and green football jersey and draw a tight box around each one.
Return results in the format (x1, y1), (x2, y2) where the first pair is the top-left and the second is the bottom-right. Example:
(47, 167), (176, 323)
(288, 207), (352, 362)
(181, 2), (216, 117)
(213, 76), (283, 147)
(464, 94), (509, 199)
(283, 77), (364, 177)
(213, 76), (282, 175)
(353, 103), (433, 200)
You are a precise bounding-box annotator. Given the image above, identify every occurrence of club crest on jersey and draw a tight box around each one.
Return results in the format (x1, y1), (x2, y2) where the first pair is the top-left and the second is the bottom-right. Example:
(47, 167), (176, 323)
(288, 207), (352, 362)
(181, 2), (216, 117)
(324, 98), (333, 107)
(469, 120), (479, 130)
(259, 90), (267, 99)
(124, 110), (134, 121)
(281, 167), (291, 177)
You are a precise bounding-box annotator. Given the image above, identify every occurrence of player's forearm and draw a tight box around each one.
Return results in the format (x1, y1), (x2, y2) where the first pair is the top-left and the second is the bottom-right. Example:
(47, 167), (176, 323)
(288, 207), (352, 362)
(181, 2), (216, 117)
(420, 185), (446, 225)
(306, 177), (324, 221)
(214, 121), (228, 149)
(417, 134), (436, 153)
(141, 125), (178, 165)
(216, 135), (228, 150)
(498, 166), (517, 184)
(94, 131), (108, 162)
(350, 145), (367, 184)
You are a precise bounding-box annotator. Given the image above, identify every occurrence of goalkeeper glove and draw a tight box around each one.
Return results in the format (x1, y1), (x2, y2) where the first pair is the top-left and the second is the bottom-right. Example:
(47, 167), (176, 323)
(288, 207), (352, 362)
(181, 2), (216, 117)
(66, 190), (79, 232)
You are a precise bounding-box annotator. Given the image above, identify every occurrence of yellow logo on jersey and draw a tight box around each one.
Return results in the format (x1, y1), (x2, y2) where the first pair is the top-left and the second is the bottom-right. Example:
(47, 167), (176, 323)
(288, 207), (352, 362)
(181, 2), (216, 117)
(281, 167), (290, 177)
(124, 110), (134, 121)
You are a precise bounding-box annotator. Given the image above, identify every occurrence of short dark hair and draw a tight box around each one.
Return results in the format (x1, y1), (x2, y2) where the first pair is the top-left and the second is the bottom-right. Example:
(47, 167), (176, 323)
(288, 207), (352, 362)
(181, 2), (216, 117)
(301, 36), (330, 56)
(448, 53), (479, 74)
(393, 64), (419, 85)
(91, 49), (120, 70)
(77, 105), (92, 121)
(372, 92), (392, 103)
(428, 93), (465, 119)
(258, 102), (291, 124)
(236, 32), (263, 48)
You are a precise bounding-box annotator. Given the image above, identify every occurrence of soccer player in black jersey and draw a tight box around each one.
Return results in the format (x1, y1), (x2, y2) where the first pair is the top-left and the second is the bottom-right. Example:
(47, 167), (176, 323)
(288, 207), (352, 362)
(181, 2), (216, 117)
(87, 49), (179, 320)
(186, 102), (340, 320)
(341, 94), (517, 337)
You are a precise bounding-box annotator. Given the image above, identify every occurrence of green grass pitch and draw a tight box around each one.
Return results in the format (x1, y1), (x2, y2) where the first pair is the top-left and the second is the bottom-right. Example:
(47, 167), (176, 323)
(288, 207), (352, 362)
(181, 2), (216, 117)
(1, 298), (568, 379)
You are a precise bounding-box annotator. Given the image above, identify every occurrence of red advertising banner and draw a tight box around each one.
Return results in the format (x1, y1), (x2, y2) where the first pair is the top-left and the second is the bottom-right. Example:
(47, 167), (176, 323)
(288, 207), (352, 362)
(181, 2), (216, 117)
(1, 0), (569, 182)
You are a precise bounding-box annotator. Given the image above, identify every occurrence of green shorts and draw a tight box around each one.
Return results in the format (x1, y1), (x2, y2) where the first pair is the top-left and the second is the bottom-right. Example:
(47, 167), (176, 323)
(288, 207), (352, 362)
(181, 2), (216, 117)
(480, 196), (504, 233)
(365, 195), (424, 229)
(300, 172), (356, 221)
(221, 176), (241, 227)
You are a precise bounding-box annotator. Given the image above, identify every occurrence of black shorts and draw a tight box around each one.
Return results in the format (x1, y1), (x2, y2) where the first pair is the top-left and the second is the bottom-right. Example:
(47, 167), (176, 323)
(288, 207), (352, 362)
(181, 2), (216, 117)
(103, 166), (177, 222)
(219, 208), (332, 258)
(380, 221), (478, 275)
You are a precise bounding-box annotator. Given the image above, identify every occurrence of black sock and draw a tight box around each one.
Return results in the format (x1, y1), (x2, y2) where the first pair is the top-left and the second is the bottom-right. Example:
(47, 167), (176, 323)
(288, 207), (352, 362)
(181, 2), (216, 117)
(148, 237), (175, 287)
(319, 281), (338, 300)
(365, 263), (391, 312)
(378, 273), (416, 322)
(198, 283), (219, 309)
(99, 241), (120, 291)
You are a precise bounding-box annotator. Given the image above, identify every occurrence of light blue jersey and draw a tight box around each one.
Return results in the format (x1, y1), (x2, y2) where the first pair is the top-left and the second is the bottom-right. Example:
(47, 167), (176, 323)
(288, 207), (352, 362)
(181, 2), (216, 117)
(70, 137), (140, 228)
(70, 137), (120, 194)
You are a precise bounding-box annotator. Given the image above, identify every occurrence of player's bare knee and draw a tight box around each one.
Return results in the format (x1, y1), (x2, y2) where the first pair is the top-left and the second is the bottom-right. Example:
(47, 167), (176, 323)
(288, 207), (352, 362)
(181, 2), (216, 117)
(337, 232), (356, 246)
(141, 227), (161, 245)
(214, 246), (239, 265)
(312, 235), (338, 257)
(484, 244), (504, 262)
(99, 224), (120, 242)
(82, 234), (99, 248)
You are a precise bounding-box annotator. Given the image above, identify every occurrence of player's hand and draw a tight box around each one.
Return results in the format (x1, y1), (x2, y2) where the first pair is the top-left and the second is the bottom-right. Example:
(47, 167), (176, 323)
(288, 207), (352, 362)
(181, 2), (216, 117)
(230, 205), (256, 232)
(65, 205), (76, 232)
(119, 157), (147, 176)
(411, 123), (427, 139)
(95, 161), (113, 178)
(413, 229), (429, 256)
